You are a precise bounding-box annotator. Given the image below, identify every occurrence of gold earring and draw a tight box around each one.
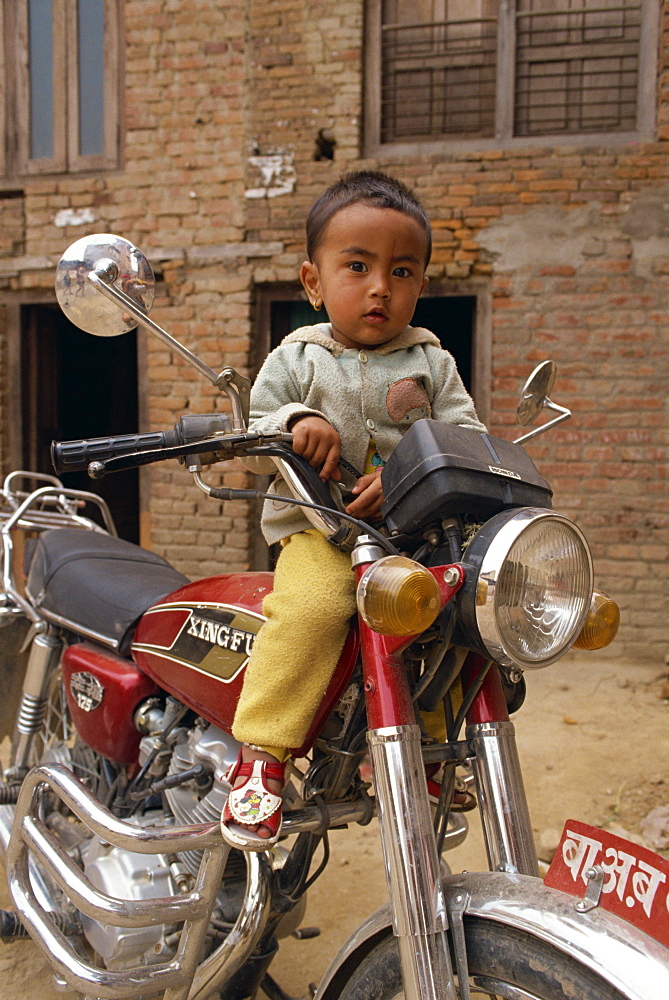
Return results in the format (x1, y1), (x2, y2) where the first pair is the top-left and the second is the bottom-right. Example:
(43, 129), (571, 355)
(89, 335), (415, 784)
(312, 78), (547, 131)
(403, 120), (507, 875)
(312, 297), (323, 311)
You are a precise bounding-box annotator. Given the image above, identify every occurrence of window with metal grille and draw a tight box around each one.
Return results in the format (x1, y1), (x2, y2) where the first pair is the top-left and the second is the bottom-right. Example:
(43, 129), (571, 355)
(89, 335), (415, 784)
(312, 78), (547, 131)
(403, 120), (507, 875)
(515, 1), (643, 136)
(365, 0), (658, 151)
(380, 0), (498, 142)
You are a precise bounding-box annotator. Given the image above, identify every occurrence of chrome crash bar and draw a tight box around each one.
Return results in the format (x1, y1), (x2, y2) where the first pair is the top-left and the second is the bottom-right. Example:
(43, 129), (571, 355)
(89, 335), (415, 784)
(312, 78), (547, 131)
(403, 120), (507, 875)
(6, 764), (265, 1000)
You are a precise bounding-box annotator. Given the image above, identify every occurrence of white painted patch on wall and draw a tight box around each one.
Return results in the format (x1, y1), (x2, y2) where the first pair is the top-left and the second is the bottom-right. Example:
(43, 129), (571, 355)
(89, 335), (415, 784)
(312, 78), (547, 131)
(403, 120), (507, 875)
(478, 198), (669, 279)
(245, 152), (296, 199)
(53, 207), (97, 228)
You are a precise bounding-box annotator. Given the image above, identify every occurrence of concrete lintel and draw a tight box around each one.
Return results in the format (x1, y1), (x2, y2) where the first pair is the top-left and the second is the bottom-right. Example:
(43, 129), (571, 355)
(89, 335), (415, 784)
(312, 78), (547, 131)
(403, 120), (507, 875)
(186, 242), (284, 263)
(0, 241), (286, 278)
(0, 255), (53, 274)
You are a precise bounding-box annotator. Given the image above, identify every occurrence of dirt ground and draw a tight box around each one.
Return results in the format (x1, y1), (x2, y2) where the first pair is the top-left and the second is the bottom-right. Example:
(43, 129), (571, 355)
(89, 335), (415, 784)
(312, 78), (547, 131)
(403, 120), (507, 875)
(1, 651), (668, 999)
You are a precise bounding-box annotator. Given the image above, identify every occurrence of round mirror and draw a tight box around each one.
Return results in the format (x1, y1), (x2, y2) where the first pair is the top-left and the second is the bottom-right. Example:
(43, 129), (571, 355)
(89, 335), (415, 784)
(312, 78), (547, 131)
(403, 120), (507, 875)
(55, 234), (155, 337)
(517, 360), (557, 426)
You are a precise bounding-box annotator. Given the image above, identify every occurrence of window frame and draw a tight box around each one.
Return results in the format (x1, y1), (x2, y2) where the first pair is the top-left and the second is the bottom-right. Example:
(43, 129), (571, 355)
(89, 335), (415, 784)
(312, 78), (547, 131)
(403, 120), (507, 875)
(2, 0), (121, 180)
(0, 3), (6, 179)
(363, 0), (660, 157)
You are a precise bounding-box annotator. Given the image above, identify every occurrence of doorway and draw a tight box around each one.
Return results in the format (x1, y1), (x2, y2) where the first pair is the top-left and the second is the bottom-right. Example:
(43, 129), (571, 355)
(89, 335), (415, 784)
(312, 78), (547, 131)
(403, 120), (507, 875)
(264, 294), (476, 392)
(411, 296), (474, 394)
(21, 303), (140, 542)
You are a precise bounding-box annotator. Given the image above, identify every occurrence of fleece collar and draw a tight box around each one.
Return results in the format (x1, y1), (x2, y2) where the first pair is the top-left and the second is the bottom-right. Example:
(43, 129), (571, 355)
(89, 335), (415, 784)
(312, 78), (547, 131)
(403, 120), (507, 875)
(281, 323), (441, 357)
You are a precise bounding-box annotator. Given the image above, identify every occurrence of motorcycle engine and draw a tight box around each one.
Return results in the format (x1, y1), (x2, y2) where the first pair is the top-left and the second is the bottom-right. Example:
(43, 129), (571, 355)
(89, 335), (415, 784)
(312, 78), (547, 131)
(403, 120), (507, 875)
(164, 721), (306, 934)
(163, 722), (239, 877)
(79, 817), (177, 970)
(72, 719), (306, 969)
(76, 722), (241, 971)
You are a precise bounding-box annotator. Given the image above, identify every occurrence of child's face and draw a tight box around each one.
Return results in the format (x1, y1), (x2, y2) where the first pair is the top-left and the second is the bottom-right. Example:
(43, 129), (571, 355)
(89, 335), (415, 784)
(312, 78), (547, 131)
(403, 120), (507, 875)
(300, 203), (429, 350)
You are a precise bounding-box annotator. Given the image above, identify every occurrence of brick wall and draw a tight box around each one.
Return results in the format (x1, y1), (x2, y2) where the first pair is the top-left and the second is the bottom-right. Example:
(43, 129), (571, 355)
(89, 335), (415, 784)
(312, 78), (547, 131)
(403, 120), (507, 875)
(0, 196), (24, 259)
(241, 0), (669, 661)
(0, 0), (666, 660)
(0, 0), (253, 576)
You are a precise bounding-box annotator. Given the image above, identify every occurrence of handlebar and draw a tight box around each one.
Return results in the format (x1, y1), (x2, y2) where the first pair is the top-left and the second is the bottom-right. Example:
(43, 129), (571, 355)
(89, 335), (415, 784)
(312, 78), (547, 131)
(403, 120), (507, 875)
(50, 420), (391, 555)
(52, 431), (177, 474)
(51, 414), (233, 475)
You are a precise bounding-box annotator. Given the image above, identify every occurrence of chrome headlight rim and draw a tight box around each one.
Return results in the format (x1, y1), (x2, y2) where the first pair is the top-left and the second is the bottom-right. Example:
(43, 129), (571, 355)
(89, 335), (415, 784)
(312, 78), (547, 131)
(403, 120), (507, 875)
(459, 507), (594, 670)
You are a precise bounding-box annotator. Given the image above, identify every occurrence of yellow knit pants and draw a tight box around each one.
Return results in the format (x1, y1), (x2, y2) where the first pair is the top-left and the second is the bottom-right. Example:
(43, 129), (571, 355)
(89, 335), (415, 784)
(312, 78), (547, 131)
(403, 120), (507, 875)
(232, 530), (357, 755)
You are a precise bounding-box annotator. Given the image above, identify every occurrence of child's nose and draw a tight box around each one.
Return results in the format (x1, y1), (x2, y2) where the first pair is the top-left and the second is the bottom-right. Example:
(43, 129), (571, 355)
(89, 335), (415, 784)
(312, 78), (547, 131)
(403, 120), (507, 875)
(370, 270), (390, 297)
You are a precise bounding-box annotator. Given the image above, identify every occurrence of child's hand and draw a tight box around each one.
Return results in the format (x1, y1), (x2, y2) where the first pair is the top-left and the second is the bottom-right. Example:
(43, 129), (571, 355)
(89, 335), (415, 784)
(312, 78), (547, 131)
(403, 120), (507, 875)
(345, 468), (384, 520)
(289, 415), (341, 481)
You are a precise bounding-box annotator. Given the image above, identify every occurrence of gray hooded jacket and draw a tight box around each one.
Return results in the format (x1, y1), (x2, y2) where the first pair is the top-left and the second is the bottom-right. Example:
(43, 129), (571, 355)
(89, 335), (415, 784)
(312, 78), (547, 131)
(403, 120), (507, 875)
(246, 323), (486, 544)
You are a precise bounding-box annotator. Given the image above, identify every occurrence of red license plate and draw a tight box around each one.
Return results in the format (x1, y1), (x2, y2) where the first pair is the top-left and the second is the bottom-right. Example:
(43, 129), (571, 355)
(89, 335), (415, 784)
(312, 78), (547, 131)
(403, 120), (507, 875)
(545, 820), (669, 950)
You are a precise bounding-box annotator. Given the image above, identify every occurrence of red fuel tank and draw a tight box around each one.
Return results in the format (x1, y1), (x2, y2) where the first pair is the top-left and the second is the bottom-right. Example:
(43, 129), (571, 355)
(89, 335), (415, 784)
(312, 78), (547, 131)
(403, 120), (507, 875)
(61, 643), (160, 764)
(131, 573), (359, 756)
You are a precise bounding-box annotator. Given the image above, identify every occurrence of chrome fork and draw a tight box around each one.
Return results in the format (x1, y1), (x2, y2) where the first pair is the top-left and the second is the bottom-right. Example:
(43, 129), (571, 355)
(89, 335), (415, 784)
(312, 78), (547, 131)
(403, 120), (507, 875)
(368, 724), (458, 1000)
(467, 719), (539, 876)
(369, 718), (538, 1000)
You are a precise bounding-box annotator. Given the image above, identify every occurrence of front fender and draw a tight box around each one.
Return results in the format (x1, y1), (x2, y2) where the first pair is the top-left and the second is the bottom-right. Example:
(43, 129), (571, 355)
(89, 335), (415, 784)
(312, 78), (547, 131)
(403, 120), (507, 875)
(315, 871), (669, 1000)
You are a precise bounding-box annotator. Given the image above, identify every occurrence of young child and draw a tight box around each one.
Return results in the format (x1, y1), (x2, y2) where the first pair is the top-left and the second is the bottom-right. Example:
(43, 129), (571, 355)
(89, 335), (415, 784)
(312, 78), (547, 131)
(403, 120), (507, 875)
(221, 171), (486, 850)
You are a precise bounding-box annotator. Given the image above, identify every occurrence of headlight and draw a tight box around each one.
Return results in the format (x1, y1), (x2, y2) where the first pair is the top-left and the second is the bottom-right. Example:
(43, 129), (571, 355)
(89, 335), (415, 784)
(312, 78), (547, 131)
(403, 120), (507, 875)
(458, 508), (593, 668)
(357, 555), (441, 636)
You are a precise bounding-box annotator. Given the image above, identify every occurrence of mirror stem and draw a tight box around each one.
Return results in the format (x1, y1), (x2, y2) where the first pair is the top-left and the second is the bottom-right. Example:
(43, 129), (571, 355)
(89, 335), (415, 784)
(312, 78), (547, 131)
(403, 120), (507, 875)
(88, 270), (250, 430)
(513, 399), (571, 444)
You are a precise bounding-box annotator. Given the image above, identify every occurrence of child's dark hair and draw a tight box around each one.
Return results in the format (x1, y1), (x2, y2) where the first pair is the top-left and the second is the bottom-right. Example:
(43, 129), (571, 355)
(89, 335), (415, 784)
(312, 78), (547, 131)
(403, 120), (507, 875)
(306, 170), (432, 266)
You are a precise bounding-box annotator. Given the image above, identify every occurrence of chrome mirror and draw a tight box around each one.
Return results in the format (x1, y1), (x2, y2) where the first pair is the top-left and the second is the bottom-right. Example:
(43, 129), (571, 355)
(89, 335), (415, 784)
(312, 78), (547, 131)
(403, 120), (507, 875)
(516, 361), (556, 426)
(55, 234), (155, 337)
(55, 235), (251, 430)
(514, 360), (571, 444)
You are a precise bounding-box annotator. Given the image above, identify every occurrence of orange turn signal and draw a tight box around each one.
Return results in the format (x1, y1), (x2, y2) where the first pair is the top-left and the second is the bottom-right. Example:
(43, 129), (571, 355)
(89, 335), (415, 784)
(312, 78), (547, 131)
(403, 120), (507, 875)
(572, 590), (620, 650)
(356, 556), (441, 636)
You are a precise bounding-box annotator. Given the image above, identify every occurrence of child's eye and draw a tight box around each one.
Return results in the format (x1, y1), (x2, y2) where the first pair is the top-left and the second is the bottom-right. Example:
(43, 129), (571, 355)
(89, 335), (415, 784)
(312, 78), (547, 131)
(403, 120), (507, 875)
(393, 266), (412, 278)
(348, 261), (367, 273)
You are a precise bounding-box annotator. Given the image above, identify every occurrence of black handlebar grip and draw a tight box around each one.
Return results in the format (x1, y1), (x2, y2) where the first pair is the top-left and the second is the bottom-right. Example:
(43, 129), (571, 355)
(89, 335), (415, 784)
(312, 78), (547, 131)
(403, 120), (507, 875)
(51, 431), (177, 475)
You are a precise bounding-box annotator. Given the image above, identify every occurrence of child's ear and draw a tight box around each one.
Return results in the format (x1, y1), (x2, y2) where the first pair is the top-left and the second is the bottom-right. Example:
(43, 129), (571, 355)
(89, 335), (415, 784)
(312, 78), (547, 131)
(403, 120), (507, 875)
(420, 274), (429, 295)
(300, 260), (321, 306)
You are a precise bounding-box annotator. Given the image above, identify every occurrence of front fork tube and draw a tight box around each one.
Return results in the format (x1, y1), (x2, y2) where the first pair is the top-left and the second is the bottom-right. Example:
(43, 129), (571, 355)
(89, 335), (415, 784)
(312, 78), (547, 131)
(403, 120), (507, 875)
(368, 725), (457, 1000)
(361, 626), (457, 1000)
(361, 623), (539, 1000)
(468, 720), (539, 876)
(465, 658), (539, 877)
(10, 628), (63, 773)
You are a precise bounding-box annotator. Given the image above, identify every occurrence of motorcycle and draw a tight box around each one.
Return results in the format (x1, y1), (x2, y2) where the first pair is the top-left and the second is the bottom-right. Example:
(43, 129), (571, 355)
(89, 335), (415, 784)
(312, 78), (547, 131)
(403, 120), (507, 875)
(0, 233), (667, 1000)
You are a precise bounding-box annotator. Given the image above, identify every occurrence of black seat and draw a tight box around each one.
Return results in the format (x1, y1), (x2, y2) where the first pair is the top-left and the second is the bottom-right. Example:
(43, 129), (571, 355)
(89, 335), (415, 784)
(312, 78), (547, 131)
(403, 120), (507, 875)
(26, 528), (189, 653)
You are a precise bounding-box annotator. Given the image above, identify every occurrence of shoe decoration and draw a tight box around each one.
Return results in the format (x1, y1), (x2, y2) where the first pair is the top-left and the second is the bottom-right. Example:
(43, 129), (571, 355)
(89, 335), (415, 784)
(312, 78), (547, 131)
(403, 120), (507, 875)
(220, 751), (285, 851)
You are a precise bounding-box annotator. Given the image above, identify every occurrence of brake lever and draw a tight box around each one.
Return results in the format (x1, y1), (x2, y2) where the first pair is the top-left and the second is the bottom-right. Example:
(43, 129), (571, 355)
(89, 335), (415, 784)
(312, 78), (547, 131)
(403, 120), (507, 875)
(249, 443), (344, 512)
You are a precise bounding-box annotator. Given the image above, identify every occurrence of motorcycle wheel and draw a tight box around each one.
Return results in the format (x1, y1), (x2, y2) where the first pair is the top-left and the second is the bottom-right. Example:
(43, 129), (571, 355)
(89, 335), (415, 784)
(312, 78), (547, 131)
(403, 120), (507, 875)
(336, 918), (627, 1000)
(37, 668), (114, 803)
(35, 667), (72, 763)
